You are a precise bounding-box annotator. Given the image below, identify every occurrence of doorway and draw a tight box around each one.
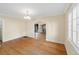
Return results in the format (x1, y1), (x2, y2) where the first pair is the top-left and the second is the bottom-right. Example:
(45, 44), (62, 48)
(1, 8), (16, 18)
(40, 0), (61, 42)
(0, 19), (2, 46)
(34, 23), (46, 41)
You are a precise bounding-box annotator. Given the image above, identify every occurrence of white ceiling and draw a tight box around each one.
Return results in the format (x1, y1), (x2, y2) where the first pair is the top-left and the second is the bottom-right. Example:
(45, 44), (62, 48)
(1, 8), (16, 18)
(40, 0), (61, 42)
(0, 3), (70, 19)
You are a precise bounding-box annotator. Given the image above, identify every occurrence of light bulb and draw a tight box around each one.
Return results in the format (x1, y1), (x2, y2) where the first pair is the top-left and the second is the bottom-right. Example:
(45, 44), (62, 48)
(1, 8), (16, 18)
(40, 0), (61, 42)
(24, 16), (31, 20)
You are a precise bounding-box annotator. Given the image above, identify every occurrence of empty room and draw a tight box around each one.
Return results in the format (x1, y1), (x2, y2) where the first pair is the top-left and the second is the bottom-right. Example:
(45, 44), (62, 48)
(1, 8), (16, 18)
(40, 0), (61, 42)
(0, 3), (79, 55)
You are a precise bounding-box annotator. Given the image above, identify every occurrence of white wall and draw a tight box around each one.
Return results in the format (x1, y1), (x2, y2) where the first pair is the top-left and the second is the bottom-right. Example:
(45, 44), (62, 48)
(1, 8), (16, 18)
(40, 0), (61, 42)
(1, 15), (65, 44)
(46, 16), (65, 44)
(26, 15), (65, 44)
(2, 16), (27, 42)
(0, 14), (65, 45)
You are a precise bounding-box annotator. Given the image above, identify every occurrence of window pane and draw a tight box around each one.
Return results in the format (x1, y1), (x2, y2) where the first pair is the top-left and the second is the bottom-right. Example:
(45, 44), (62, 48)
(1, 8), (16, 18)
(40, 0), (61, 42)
(77, 19), (79, 48)
(73, 7), (76, 19)
(77, 18), (79, 25)
(73, 19), (77, 31)
(77, 25), (79, 32)
(76, 4), (79, 18)
(73, 32), (77, 44)
(77, 32), (79, 48)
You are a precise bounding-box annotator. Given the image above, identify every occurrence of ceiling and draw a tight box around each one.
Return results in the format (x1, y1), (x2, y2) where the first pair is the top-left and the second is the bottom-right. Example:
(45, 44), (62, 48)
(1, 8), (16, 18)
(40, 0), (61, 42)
(0, 3), (70, 19)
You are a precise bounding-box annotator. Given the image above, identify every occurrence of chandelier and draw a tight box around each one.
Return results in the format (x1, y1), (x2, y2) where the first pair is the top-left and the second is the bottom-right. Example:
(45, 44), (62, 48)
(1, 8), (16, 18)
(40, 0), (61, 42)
(24, 9), (31, 20)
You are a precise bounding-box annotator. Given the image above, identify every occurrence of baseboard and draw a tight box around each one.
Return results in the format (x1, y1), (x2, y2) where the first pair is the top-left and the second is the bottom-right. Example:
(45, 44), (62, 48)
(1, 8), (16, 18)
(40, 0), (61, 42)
(3, 36), (29, 42)
(46, 39), (64, 45)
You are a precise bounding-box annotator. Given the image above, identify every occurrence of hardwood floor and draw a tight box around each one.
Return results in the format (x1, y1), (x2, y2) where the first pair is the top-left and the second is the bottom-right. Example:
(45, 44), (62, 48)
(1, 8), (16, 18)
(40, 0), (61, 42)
(0, 36), (67, 55)
(37, 32), (46, 41)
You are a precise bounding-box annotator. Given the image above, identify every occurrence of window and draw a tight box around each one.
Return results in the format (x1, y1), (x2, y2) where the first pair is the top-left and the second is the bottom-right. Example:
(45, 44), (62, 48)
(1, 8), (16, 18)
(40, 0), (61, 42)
(72, 6), (77, 44)
(68, 4), (79, 48)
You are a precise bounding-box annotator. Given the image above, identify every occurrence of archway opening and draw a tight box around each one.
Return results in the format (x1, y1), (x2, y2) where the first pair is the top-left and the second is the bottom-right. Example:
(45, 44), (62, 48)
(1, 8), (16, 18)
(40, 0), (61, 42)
(34, 23), (46, 42)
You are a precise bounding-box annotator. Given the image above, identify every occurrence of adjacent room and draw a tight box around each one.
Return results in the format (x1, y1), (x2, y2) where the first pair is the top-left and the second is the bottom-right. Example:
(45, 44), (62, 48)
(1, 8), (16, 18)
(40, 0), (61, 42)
(0, 3), (79, 55)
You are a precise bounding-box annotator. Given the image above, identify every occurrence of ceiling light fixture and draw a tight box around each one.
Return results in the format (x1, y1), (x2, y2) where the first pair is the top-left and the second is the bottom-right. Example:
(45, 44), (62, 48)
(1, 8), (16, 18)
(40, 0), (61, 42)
(24, 9), (31, 20)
